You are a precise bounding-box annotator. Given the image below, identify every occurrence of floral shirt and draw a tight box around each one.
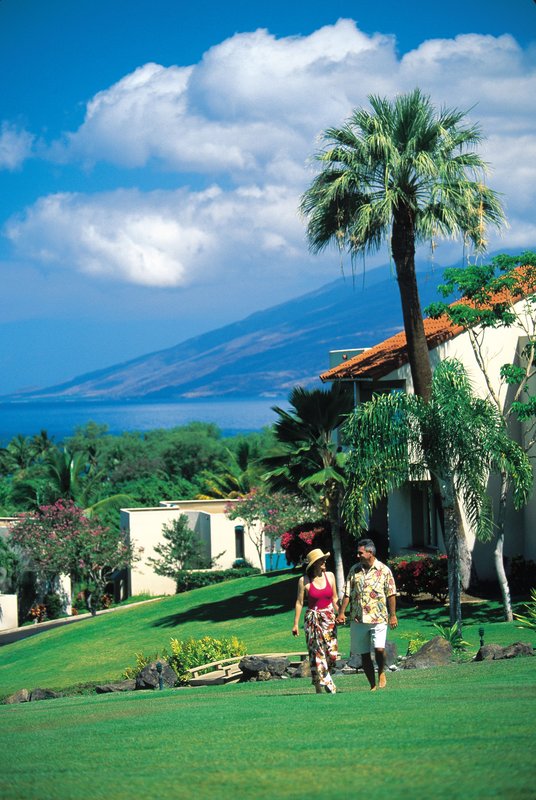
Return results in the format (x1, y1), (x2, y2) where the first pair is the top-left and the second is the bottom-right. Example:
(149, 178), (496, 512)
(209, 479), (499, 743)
(343, 559), (397, 624)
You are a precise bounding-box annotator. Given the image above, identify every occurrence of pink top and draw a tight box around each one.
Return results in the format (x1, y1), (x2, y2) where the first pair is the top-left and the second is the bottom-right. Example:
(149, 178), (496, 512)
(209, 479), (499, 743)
(307, 575), (333, 610)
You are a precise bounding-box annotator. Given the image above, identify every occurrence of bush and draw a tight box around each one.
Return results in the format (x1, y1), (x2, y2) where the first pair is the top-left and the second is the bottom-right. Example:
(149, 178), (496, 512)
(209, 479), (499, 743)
(232, 558), (255, 569)
(175, 567), (260, 593)
(169, 635), (247, 684)
(43, 592), (63, 620)
(123, 636), (247, 685)
(388, 553), (448, 602)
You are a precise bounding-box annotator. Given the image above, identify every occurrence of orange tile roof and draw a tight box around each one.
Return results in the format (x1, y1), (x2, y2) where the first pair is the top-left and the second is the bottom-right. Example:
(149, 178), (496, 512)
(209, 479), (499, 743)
(320, 265), (536, 383)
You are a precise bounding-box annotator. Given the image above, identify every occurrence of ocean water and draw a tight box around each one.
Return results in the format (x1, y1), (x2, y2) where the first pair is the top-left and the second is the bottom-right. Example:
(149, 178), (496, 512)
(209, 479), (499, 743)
(0, 398), (288, 444)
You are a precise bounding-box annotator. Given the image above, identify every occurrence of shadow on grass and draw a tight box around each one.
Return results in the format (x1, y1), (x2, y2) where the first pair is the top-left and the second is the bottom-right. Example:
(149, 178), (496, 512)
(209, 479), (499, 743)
(152, 574), (298, 629)
(399, 597), (529, 626)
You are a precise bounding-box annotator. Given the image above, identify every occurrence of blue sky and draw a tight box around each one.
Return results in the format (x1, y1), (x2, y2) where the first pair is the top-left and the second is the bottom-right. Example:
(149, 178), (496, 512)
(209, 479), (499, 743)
(1, 0), (535, 393)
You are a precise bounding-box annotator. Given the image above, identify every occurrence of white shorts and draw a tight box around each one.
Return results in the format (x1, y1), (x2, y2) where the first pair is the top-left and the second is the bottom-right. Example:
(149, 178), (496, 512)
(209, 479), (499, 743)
(350, 621), (388, 654)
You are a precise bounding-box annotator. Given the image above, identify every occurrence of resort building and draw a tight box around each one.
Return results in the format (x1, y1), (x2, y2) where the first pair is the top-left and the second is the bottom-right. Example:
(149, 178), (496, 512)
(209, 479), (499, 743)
(321, 269), (536, 581)
(120, 498), (265, 597)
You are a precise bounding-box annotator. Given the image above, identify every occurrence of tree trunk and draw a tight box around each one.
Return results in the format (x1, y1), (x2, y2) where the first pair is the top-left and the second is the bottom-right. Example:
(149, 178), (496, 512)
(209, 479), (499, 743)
(495, 471), (513, 621)
(440, 479), (463, 630)
(330, 513), (346, 600)
(391, 208), (434, 402)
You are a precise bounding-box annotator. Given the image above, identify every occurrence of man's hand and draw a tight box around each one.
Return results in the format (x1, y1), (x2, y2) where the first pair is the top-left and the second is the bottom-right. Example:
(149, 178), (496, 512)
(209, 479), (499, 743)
(389, 614), (398, 629)
(336, 612), (346, 625)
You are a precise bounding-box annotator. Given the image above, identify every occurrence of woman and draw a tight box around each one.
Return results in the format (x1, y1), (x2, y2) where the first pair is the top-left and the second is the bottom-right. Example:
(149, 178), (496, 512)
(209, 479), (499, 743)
(292, 548), (339, 694)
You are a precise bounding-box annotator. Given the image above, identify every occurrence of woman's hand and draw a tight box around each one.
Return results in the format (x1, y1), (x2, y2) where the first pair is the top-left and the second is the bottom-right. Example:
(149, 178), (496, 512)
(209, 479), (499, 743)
(292, 624), (299, 636)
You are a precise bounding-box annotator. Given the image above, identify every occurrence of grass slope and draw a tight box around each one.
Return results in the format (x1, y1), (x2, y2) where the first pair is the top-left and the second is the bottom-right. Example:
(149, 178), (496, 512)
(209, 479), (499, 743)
(1, 659), (535, 800)
(0, 570), (534, 697)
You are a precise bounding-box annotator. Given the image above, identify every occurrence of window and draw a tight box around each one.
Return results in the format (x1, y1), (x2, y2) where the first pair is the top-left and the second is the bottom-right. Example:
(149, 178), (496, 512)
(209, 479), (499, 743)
(234, 525), (245, 560)
(410, 481), (437, 549)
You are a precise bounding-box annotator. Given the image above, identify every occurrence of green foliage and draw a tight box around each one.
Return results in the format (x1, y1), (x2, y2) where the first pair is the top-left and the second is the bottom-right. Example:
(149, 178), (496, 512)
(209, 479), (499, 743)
(301, 89), (505, 263)
(343, 359), (533, 540)
(432, 622), (471, 651)
(169, 634), (247, 684)
(513, 588), (536, 631)
(0, 536), (21, 592)
(123, 651), (164, 680)
(175, 567), (260, 593)
(148, 514), (215, 578)
(399, 631), (429, 655)
(43, 591), (64, 620)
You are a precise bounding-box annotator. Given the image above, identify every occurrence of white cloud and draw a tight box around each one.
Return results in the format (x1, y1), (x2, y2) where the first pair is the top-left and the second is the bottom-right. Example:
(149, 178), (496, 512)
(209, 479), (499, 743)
(6, 20), (536, 293)
(4, 182), (313, 289)
(0, 122), (34, 170)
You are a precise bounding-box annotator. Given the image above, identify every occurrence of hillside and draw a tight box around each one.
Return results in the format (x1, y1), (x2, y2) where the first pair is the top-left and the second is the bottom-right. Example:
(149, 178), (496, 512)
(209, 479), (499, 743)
(5, 266), (446, 401)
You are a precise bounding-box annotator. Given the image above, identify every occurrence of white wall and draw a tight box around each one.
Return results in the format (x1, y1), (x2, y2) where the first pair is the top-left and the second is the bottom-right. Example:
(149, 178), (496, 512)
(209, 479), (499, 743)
(0, 594), (18, 630)
(121, 499), (264, 597)
(377, 301), (536, 574)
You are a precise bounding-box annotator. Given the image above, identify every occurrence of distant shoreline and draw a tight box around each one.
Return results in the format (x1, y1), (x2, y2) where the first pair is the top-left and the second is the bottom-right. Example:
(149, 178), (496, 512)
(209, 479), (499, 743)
(0, 396), (287, 444)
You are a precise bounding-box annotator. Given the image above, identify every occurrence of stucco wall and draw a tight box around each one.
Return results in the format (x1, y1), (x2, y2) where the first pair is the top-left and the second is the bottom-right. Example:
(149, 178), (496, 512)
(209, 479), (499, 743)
(369, 301), (535, 576)
(121, 500), (264, 597)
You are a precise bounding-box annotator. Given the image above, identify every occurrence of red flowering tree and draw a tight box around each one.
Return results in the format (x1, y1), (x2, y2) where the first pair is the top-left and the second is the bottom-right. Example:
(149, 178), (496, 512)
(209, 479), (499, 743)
(225, 488), (311, 570)
(10, 499), (140, 614)
(280, 520), (331, 567)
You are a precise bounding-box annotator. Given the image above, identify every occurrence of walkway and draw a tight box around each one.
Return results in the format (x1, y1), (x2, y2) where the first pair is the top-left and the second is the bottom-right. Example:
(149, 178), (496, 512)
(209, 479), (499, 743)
(0, 597), (164, 646)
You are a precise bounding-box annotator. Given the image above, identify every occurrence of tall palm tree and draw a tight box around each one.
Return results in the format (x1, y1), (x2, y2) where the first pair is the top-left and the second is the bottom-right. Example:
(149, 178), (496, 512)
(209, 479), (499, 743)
(300, 89), (505, 402)
(262, 384), (354, 594)
(343, 360), (532, 629)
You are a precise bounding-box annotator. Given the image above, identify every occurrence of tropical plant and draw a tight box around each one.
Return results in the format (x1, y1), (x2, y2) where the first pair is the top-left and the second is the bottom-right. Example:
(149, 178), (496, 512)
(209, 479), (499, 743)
(513, 588), (536, 632)
(426, 253), (536, 619)
(432, 622), (471, 652)
(300, 88), (505, 403)
(261, 384), (354, 593)
(344, 359), (533, 629)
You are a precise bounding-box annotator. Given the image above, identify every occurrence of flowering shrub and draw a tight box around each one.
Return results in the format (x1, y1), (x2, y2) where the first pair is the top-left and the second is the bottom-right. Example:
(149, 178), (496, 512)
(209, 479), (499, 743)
(388, 553), (448, 602)
(29, 604), (47, 622)
(280, 520), (331, 566)
(10, 499), (140, 613)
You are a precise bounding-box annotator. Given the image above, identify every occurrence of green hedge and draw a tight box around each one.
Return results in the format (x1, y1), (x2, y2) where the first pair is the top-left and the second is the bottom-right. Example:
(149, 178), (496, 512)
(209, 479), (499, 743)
(175, 567), (260, 593)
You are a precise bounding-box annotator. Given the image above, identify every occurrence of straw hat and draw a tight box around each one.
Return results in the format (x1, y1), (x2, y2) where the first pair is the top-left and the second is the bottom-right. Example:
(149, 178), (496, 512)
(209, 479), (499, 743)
(304, 548), (330, 571)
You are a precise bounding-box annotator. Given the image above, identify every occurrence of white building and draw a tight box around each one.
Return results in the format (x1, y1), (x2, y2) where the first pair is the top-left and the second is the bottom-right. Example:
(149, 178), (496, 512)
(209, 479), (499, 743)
(120, 498), (264, 596)
(321, 269), (536, 581)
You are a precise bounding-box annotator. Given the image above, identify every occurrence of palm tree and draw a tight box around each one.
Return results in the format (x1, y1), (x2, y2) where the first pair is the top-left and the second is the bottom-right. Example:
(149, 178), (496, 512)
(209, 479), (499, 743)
(300, 89), (505, 402)
(343, 360), (532, 629)
(262, 384), (354, 594)
(0, 434), (34, 473)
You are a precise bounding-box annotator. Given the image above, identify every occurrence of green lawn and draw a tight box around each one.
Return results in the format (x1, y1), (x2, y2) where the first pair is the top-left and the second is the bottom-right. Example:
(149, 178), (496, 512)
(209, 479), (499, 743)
(1, 571), (535, 799)
(1, 658), (534, 800)
(0, 570), (534, 696)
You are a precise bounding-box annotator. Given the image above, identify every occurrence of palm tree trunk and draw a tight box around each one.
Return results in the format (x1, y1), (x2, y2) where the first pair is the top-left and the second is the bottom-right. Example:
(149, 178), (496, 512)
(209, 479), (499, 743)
(329, 512), (345, 600)
(495, 471), (513, 622)
(441, 488), (463, 630)
(391, 208), (433, 402)
(392, 208), (468, 626)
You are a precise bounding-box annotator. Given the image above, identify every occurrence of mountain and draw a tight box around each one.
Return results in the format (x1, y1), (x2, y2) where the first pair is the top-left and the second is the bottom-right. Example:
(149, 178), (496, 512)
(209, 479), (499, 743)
(5, 266), (447, 401)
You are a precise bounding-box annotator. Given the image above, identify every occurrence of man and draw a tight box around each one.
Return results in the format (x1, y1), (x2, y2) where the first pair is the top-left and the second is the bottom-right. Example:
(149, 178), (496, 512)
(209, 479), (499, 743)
(336, 538), (397, 690)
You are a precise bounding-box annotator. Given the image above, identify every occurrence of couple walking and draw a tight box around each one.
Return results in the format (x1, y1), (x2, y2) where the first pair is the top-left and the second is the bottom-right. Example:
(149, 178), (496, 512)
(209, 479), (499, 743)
(292, 539), (397, 694)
